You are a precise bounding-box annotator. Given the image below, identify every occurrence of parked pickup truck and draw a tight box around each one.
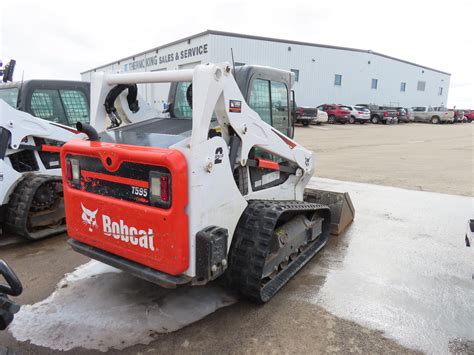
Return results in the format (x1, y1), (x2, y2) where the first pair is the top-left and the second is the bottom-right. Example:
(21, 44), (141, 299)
(356, 104), (398, 124)
(294, 106), (317, 126)
(412, 106), (454, 124)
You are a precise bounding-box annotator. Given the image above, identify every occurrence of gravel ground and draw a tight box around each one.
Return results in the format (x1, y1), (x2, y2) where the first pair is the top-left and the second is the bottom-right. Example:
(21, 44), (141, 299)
(296, 122), (473, 196)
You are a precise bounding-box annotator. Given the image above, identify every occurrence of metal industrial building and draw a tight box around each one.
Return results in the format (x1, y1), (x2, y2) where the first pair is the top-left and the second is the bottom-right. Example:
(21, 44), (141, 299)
(81, 30), (450, 109)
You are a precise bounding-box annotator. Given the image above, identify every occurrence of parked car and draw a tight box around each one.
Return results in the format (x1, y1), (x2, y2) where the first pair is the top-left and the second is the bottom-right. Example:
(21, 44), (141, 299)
(395, 107), (410, 122)
(405, 108), (414, 122)
(294, 105), (317, 126)
(316, 104), (350, 124)
(412, 106), (455, 124)
(312, 109), (328, 125)
(453, 110), (467, 123)
(341, 105), (370, 124)
(464, 110), (474, 123)
(356, 104), (398, 124)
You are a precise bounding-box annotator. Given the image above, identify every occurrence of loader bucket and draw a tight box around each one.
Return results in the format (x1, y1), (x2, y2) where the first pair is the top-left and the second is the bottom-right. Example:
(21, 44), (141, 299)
(304, 188), (355, 235)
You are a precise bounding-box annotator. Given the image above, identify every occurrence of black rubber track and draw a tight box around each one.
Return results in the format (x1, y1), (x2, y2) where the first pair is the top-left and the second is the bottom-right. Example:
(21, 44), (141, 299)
(3, 174), (66, 240)
(227, 200), (331, 303)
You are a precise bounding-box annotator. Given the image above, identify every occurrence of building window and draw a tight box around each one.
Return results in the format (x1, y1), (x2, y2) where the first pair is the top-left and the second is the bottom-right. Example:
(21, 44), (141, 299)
(400, 82), (406, 92)
(371, 79), (378, 90)
(334, 74), (342, 86)
(438, 87), (443, 96)
(417, 81), (426, 91)
(290, 69), (299, 82)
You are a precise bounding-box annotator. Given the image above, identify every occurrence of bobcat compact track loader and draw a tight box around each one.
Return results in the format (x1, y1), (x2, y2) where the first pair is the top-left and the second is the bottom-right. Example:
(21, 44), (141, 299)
(62, 63), (354, 303)
(0, 79), (89, 240)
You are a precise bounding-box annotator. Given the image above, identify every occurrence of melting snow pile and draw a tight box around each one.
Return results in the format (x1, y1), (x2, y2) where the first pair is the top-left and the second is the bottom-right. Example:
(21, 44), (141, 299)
(9, 261), (237, 352)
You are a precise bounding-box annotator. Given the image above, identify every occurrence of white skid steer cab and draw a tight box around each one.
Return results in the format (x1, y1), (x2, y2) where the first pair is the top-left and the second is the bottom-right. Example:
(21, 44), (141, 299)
(0, 62), (94, 240)
(0, 100), (87, 239)
(0, 61), (93, 240)
(62, 63), (355, 303)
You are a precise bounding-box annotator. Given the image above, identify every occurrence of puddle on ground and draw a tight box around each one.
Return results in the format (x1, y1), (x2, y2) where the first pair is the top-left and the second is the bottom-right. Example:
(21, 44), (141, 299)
(9, 261), (236, 352)
(296, 178), (474, 354)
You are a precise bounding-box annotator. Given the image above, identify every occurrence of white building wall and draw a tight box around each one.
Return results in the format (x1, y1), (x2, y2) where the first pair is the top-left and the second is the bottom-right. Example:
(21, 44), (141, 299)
(81, 32), (450, 108)
(208, 34), (450, 107)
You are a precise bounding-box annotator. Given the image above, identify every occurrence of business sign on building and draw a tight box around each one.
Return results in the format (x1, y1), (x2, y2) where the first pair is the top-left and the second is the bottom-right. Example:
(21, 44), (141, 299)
(123, 43), (208, 72)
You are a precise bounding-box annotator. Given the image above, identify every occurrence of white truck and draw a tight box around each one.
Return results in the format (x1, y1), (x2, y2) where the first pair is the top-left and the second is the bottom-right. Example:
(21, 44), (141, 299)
(412, 106), (455, 124)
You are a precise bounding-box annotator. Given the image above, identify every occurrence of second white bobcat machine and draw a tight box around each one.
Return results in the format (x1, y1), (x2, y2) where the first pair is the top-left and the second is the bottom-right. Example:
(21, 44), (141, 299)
(0, 101), (86, 239)
(0, 71), (91, 240)
(62, 63), (354, 303)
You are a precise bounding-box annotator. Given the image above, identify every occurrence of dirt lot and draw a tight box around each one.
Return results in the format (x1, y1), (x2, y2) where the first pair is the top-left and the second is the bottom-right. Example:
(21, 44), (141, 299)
(0, 122), (472, 354)
(296, 122), (473, 196)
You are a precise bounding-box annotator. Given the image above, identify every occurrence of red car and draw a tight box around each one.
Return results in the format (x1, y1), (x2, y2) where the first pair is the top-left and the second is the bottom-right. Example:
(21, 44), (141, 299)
(464, 110), (474, 122)
(316, 104), (350, 124)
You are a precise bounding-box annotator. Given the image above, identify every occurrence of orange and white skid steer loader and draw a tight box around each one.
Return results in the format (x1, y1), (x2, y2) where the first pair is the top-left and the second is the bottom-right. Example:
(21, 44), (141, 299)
(61, 63), (354, 303)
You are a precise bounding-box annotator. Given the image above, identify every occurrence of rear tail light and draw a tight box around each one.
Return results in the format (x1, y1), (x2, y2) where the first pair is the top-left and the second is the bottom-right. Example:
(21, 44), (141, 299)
(150, 172), (171, 208)
(66, 158), (80, 183)
(66, 160), (72, 181)
(160, 176), (169, 202)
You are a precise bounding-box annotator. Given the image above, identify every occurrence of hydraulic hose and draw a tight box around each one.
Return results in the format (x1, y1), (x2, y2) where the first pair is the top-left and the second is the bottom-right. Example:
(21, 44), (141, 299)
(104, 84), (139, 114)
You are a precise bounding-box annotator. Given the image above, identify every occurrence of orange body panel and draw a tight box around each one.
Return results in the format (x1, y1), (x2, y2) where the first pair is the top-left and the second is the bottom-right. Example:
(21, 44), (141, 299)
(61, 140), (189, 275)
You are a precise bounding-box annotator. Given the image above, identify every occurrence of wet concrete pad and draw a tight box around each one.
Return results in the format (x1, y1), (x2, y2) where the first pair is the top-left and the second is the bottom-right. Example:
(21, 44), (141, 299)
(6, 177), (473, 353)
(300, 178), (474, 353)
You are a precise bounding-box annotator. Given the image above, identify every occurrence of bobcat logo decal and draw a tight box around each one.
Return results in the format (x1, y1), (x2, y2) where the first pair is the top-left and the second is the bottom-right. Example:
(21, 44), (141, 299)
(81, 203), (98, 232)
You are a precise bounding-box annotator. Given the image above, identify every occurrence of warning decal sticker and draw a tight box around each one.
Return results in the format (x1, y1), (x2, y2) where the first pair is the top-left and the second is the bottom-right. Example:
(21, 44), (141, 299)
(229, 100), (242, 113)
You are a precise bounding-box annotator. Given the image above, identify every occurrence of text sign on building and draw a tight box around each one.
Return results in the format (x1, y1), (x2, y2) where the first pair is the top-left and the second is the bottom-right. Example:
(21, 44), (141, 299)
(124, 44), (208, 72)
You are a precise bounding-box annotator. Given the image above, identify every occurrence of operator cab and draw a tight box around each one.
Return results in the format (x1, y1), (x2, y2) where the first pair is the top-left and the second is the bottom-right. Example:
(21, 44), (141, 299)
(168, 65), (295, 138)
(0, 80), (90, 127)
(98, 65), (296, 148)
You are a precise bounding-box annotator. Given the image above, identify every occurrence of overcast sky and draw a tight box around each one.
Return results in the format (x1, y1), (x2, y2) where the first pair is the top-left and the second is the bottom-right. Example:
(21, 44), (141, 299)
(1, 0), (473, 107)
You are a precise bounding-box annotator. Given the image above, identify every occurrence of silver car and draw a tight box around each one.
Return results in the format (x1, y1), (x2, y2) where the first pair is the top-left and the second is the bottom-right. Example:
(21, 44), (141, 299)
(342, 105), (371, 124)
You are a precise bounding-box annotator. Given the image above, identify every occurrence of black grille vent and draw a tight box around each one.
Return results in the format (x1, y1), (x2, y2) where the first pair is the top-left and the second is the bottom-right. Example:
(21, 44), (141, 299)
(9, 150), (39, 172)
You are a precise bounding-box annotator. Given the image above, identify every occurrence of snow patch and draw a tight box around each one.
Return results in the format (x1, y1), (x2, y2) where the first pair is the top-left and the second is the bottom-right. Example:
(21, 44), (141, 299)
(9, 260), (237, 352)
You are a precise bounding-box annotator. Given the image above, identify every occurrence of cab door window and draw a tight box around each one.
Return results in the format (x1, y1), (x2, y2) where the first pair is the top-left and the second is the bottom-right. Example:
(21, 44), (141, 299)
(270, 81), (289, 136)
(30, 89), (68, 125)
(248, 79), (271, 125)
(59, 89), (89, 125)
(30, 89), (89, 126)
(248, 79), (290, 136)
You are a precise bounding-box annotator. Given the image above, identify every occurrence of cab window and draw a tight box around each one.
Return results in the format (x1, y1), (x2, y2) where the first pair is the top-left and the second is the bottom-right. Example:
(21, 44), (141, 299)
(248, 79), (290, 136)
(0, 88), (19, 108)
(248, 79), (271, 125)
(173, 81), (193, 118)
(270, 81), (289, 135)
(31, 89), (68, 125)
(59, 90), (89, 125)
(30, 89), (89, 127)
